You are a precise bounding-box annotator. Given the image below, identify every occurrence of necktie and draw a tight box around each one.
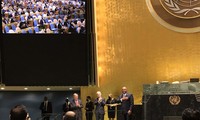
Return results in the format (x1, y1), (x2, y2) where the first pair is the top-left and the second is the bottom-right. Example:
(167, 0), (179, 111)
(45, 102), (48, 111)
(123, 94), (126, 97)
(75, 100), (79, 106)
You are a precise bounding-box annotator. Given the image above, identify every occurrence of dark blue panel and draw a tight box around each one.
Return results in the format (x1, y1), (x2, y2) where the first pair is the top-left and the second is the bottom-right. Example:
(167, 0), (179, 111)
(0, 91), (80, 120)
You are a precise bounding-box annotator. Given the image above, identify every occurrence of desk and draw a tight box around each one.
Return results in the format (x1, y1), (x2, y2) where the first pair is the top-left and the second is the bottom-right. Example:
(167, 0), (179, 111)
(143, 94), (200, 120)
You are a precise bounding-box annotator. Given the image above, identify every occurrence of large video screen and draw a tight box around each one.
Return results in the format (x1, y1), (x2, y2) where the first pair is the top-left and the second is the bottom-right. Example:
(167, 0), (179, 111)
(2, 0), (86, 34)
(0, 0), (94, 86)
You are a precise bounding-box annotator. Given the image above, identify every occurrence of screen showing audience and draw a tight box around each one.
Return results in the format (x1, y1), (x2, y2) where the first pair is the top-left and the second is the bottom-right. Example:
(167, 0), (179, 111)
(1, 0), (93, 86)
(2, 0), (86, 34)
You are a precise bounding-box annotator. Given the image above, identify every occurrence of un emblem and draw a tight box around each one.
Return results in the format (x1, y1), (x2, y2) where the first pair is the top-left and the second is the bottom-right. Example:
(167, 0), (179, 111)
(160, 0), (200, 19)
(169, 95), (181, 105)
(146, 0), (200, 33)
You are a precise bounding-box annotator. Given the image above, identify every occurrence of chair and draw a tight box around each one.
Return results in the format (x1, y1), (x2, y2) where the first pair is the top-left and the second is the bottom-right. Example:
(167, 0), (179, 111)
(34, 27), (39, 33)
(45, 18), (49, 23)
(31, 4), (34, 9)
(20, 15), (25, 22)
(33, 19), (38, 26)
(80, 14), (84, 19)
(11, 1), (15, 5)
(60, 15), (65, 20)
(50, 23), (58, 33)
(11, 24), (16, 31)
(21, 29), (27, 34)
(50, 17), (54, 22)
(4, 26), (10, 33)
(55, 15), (59, 20)
(4, 0), (7, 3)
(28, 28), (33, 34)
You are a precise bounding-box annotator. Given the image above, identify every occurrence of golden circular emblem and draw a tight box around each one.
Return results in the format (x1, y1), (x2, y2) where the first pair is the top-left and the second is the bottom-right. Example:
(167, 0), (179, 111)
(146, 0), (200, 33)
(160, 0), (200, 19)
(169, 95), (181, 105)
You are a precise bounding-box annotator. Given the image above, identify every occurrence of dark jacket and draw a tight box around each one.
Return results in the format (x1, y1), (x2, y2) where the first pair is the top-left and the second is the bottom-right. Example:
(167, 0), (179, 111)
(118, 93), (134, 114)
(39, 101), (53, 114)
(94, 98), (106, 114)
(85, 101), (94, 112)
(70, 99), (83, 120)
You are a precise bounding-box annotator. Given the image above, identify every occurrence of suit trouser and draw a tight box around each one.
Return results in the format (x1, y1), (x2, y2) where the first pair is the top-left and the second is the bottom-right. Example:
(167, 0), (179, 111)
(95, 113), (104, 120)
(123, 113), (132, 120)
(42, 113), (50, 120)
(86, 111), (93, 120)
(75, 113), (82, 120)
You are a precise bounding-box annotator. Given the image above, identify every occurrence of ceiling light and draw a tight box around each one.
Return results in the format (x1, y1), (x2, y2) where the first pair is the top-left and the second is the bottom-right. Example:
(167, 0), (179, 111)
(47, 88), (50, 90)
(1, 87), (5, 90)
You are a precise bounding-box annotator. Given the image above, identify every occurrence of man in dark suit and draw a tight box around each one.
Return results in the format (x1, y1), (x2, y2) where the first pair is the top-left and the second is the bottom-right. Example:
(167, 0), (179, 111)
(70, 93), (83, 120)
(39, 96), (53, 120)
(38, 18), (45, 29)
(57, 19), (63, 33)
(63, 98), (71, 115)
(94, 91), (106, 120)
(117, 87), (134, 120)
(85, 96), (94, 120)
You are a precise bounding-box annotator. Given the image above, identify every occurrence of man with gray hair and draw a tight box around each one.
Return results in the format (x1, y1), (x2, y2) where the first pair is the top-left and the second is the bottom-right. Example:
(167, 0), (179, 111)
(70, 93), (83, 120)
(117, 87), (134, 120)
(94, 91), (106, 120)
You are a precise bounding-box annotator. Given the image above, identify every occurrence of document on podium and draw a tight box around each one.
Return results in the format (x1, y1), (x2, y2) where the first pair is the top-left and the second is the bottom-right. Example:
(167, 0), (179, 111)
(106, 103), (121, 107)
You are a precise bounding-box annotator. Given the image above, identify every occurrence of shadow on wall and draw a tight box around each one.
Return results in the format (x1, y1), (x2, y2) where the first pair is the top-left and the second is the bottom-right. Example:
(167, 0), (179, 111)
(0, 91), (79, 120)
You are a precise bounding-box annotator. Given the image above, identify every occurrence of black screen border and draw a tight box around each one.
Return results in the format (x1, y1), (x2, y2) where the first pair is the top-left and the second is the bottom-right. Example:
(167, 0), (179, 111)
(0, 0), (96, 86)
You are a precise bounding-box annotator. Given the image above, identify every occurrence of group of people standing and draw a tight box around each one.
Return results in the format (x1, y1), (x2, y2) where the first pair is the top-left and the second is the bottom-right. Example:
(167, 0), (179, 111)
(8, 98), (200, 120)
(60, 86), (134, 120)
(8, 86), (200, 120)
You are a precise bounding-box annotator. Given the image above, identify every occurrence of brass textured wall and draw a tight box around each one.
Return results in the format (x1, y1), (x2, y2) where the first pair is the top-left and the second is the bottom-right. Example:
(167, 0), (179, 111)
(87, 0), (200, 105)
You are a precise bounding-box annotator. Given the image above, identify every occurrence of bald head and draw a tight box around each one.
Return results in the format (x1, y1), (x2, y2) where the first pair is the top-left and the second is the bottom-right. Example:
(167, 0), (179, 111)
(10, 105), (28, 120)
(96, 91), (102, 98)
(64, 111), (76, 120)
(122, 87), (127, 94)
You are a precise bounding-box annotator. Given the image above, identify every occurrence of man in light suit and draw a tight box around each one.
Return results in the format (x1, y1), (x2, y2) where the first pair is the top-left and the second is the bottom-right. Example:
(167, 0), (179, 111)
(70, 93), (83, 120)
(39, 96), (53, 120)
(117, 87), (134, 120)
(94, 91), (106, 120)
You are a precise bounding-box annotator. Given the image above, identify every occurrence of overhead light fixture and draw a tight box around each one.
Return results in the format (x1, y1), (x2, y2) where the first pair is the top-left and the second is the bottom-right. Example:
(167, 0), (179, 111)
(24, 88), (28, 90)
(69, 87), (73, 90)
(47, 88), (51, 90)
(1, 87), (5, 90)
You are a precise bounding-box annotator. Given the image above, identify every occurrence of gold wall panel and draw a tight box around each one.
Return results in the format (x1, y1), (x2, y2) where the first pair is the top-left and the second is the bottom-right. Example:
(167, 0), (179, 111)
(81, 0), (200, 115)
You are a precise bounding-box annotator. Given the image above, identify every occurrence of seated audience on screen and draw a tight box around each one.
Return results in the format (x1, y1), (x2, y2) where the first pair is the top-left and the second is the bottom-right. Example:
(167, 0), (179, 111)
(2, 0), (86, 34)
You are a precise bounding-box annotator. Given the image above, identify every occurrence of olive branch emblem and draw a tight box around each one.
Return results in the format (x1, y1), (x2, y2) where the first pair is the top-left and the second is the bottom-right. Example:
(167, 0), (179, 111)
(164, 0), (200, 15)
(169, 95), (181, 105)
